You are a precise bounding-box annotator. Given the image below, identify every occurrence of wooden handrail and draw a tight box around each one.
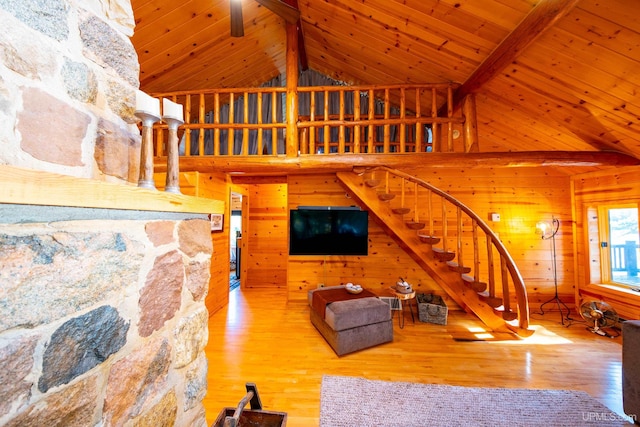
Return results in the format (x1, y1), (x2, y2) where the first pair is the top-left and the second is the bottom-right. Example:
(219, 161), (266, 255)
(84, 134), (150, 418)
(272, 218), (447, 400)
(376, 166), (530, 330)
(148, 82), (467, 157)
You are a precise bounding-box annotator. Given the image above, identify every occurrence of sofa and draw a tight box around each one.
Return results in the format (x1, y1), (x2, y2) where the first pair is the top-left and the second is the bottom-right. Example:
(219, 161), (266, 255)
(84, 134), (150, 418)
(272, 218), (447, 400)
(308, 286), (393, 356)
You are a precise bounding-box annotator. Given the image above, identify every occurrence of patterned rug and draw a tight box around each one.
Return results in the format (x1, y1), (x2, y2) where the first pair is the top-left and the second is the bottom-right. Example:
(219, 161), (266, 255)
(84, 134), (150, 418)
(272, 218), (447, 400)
(320, 375), (630, 427)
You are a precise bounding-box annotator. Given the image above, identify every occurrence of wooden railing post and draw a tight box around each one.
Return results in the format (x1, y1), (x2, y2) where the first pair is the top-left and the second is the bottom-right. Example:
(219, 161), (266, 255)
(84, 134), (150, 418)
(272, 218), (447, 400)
(286, 22), (299, 157)
(462, 93), (479, 152)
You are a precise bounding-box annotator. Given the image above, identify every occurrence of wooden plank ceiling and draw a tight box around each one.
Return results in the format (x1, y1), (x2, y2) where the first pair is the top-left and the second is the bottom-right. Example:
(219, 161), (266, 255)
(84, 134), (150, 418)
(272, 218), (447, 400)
(131, 0), (640, 161)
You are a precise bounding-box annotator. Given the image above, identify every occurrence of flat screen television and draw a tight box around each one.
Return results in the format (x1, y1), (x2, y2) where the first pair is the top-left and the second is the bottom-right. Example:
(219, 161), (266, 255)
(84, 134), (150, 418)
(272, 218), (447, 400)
(289, 207), (368, 256)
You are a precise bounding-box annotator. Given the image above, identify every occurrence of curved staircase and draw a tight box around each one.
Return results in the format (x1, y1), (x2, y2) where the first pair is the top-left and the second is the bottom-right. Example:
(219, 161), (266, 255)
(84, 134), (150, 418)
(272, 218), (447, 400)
(337, 167), (532, 336)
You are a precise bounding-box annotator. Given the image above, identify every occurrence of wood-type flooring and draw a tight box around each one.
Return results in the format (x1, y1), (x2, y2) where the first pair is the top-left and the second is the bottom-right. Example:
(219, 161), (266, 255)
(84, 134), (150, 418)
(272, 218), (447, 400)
(204, 288), (625, 426)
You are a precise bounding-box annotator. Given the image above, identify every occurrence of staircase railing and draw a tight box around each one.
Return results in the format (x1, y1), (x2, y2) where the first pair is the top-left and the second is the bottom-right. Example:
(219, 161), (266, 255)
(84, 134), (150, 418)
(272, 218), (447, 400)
(363, 166), (530, 331)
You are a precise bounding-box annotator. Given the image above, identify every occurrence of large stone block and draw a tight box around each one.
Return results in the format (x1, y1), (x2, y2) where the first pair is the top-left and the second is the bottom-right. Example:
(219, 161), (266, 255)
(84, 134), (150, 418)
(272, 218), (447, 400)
(39, 305), (129, 392)
(61, 58), (98, 103)
(4, 376), (99, 427)
(185, 259), (210, 301)
(103, 336), (171, 425)
(78, 12), (139, 86)
(0, 0), (69, 41)
(178, 219), (213, 258)
(0, 229), (144, 330)
(0, 334), (38, 417)
(94, 118), (140, 182)
(132, 390), (177, 427)
(173, 308), (208, 369)
(138, 250), (184, 337)
(17, 87), (90, 166)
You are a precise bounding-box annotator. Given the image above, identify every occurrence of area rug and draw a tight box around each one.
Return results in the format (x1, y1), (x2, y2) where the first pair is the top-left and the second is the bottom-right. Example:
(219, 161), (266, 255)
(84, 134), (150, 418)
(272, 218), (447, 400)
(320, 375), (630, 426)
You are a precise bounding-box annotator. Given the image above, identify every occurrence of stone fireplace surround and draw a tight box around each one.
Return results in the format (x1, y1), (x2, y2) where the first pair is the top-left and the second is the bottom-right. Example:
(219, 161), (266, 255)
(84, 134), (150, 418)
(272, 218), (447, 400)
(0, 204), (214, 426)
(0, 0), (222, 425)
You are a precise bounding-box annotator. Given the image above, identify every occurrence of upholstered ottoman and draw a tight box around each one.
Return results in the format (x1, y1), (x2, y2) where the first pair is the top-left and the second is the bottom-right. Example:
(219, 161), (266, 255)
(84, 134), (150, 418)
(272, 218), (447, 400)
(623, 320), (640, 421)
(308, 286), (393, 356)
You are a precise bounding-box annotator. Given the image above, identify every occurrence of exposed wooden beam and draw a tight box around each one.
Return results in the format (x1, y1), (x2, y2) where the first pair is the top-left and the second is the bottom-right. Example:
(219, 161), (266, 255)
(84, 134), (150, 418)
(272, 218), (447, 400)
(255, 0), (300, 24)
(154, 151), (640, 175)
(447, 0), (580, 113)
(284, 0), (308, 70)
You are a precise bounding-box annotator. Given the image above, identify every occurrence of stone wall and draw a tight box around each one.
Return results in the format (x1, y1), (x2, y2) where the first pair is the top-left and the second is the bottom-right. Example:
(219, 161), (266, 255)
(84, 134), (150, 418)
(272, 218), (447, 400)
(0, 1), (215, 425)
(0, 0), (140, 182)
(0, 213), (212, 426)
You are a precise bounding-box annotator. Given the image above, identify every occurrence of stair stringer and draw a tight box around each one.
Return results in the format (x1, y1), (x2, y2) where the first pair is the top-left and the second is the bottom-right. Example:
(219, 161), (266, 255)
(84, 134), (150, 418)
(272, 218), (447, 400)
(337, 171), (520, 334)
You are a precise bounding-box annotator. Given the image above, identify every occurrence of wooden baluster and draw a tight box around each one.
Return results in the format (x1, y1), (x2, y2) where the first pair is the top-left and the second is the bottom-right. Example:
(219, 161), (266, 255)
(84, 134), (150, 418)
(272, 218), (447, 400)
(441, 199), (448, 252)
(271, 89), (278, 155)
(353, 90), (360, 153)
(456, 206), (464, 268)
(339, 89), (345, 153)
(472, 220), (480, 280)
(198, 93), (205, 156)
(413, 182), (419, 224)
(309, 90), (316, 154)
(501, 257), (517, 320)
(431, 88), (439, 153)
(383, 88), (390, 153)
(487, 237), (496, 300)
(415, 88), (422, 153)
(447, 85), (453, 152)
(367, 89), (374, 153)
(323, 89), (329, 154)
(214, 93), (220, 156)
(228, 92), (235, 156)
(257, 92), (263, 155)
(400, 88), (406, 152)
(242, 92), (249, 155)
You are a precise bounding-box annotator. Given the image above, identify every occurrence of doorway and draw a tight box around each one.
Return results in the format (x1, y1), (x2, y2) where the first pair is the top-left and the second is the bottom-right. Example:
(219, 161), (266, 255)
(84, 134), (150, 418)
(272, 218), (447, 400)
(229, 192), (242, 291)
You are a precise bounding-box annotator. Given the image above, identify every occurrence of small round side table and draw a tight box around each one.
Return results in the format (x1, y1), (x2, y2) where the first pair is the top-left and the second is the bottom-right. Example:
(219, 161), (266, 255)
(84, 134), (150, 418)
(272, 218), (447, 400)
(391, 289), (416, 329)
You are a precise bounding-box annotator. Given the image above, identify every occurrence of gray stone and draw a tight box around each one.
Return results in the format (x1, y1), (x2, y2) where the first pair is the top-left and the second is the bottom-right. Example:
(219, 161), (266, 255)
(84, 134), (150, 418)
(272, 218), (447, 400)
(17, 87), (90, 166)
(38, 305), (129, 392)
(174, 308), (208, 369)
(0, 334), (38, 417)
(0, 0), (69, 41)
(79, 13), (139, 86)
(61, 58), (98, 103)
(0, 230), (144, 330)
(138, 250), (184, 337)
(184, 356), (208, 411)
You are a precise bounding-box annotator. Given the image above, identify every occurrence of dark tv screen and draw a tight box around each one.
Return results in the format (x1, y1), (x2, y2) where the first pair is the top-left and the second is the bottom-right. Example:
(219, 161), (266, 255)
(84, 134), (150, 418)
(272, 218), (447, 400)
(289, 208), (368, 255)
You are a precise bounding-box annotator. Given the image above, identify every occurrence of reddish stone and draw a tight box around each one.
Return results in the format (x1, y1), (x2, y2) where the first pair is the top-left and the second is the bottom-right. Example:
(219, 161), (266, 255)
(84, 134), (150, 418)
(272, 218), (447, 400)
(138, 251), (184, 337)
(145, 221), (175, 247)
(185, 260), (210, 301)
(103, 336), (171, 425)
(18, 87), (89, 166)
(94, 118), (140, 182)
(0, 334), (38, 417)
(177, 219), (212, 258)
(4, 376), (99, 427)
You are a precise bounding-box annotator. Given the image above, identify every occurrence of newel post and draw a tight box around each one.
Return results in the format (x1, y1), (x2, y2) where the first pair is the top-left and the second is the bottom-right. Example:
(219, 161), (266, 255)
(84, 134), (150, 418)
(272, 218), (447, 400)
(462, 93), (479, 153)
(285, 22), (299, 157)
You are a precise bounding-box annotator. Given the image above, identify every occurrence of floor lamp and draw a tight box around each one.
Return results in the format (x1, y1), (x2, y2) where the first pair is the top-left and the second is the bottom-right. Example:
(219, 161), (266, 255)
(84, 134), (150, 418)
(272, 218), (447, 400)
(537, 217), (571, 325)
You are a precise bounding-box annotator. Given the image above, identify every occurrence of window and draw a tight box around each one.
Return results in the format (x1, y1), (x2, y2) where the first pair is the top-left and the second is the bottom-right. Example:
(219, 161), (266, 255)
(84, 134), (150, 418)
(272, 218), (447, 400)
(597, 204), (640, 287)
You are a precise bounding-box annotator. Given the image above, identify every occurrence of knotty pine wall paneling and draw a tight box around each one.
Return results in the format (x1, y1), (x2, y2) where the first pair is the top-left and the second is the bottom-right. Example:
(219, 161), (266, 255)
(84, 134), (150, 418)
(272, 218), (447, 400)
(409, 166), (575, 311)
(287, 174), (441, 303)
(572, 166), (640, 319)
(243, 177), (288, 289)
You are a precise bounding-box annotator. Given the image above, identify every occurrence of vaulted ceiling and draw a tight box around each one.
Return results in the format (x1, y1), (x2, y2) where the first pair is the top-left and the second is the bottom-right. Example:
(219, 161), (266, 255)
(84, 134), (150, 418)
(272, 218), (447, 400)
(130, 0), (640, 162)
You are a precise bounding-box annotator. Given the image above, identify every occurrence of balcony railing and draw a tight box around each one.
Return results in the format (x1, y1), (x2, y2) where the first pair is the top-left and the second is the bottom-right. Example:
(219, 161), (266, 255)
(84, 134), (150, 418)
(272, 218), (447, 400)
(150, 82), (478, 158)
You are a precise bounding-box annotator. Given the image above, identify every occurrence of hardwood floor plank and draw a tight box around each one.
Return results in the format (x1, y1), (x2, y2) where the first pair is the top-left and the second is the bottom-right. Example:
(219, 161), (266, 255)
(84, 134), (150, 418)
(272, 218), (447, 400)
(204, 288), (624, 426)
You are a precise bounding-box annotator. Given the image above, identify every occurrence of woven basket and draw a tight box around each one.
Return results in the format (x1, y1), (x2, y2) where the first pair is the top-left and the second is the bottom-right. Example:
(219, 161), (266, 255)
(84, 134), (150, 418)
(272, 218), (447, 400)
(416, 293), (448, 325)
